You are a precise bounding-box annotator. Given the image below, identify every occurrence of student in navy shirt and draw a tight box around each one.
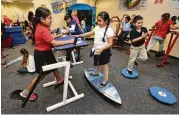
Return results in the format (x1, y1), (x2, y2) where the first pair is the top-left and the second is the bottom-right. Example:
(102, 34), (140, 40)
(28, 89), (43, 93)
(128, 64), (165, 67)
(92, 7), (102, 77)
(127, 15), (148, 75)
(64, 14), (83, 35)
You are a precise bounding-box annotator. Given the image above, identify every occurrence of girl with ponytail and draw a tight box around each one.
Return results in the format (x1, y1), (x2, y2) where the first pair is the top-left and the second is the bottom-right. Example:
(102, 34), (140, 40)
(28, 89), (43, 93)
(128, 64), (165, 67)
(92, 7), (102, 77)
(4, 48), (35, 74)
(75, 11), (114, 87)
(18, 7), (74, 101)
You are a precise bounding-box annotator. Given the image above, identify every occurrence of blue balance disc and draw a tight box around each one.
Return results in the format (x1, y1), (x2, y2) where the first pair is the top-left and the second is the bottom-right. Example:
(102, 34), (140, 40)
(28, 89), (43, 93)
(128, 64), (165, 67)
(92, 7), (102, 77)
(149, 86), (177, 105)
(121, 68), (139, 79)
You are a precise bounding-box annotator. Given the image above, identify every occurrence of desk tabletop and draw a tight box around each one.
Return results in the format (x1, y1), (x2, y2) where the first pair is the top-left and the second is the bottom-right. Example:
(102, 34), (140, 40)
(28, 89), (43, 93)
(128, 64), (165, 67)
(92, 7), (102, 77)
(54, 35), (89, 50)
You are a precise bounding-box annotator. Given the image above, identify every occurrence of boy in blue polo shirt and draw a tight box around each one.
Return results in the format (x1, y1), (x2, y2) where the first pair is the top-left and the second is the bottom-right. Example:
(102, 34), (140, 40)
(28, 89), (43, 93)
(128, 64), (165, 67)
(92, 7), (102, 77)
(64, 14), (83, 35)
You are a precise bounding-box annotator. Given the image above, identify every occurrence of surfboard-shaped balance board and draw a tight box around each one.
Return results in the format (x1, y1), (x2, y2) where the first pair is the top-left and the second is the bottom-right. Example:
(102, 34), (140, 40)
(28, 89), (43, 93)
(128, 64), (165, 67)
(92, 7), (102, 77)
(84, 68), (122, 104)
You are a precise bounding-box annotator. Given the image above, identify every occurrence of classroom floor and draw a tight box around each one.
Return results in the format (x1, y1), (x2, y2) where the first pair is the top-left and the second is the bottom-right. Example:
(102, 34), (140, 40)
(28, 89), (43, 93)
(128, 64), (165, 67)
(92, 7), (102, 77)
(1, 40), (179, 114)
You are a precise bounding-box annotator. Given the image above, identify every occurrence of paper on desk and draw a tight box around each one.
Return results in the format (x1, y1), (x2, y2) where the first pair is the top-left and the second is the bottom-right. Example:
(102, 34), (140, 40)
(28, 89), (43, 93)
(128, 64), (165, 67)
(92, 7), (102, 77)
(76, 41), (82, 44)
(62, 35), (67, 37)
(61, 29), (68, 33)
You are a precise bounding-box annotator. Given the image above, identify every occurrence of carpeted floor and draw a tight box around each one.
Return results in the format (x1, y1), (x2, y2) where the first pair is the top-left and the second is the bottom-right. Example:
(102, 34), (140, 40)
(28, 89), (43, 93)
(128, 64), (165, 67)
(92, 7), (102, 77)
(1, 40), (179, 114)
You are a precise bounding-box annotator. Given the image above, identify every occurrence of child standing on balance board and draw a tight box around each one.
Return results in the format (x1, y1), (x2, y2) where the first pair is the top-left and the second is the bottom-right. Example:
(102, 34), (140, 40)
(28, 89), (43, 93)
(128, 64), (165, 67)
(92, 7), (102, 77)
(127, 15), (148, 75)
(76, 11), (114, 87)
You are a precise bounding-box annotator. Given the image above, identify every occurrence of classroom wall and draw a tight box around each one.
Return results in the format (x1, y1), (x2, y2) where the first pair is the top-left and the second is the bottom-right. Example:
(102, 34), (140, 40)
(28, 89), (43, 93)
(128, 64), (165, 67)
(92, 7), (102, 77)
(33, 0), (65, 29)
(33, 0), (95, 29)
(1, 2), (34, 22)
(3, 0), (178, 57)
(96, 0), (179, 58)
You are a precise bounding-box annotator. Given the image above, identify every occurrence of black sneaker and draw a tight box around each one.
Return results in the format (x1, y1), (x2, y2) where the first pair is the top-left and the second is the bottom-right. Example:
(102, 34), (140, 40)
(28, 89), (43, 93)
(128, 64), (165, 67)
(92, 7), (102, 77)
(90, 72), (99, 76)
(135, 61), (138, 66)
(127, 70), (133, 75)
(155, 50), (165, 57)
(70, 64), (73, 68)
(147, 52), (150, 57)
(100, 81), (108, 87)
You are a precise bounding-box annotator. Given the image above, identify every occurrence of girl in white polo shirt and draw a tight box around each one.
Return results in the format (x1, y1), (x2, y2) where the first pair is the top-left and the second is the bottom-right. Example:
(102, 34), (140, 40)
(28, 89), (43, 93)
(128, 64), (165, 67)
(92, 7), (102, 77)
(76, 11), (114, 87)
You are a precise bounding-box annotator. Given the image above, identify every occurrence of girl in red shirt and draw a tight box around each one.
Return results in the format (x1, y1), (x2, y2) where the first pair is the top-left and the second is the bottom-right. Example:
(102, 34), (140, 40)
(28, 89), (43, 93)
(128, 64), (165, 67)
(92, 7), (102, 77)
(147, 13), (179, 57)
(20, 7), (74, 100)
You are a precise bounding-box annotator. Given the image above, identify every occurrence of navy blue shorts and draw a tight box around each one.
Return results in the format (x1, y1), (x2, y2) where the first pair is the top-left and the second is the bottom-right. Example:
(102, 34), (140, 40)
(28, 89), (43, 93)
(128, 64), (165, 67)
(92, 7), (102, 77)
(93, 49), (111, 66)
(34, 50), (57, 75)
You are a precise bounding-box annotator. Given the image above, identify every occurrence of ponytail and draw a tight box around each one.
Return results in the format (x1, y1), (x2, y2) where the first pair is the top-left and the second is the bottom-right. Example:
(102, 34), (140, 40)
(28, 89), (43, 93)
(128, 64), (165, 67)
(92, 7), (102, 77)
(102, 20), (110, 42)
(20, 48), (29, 66)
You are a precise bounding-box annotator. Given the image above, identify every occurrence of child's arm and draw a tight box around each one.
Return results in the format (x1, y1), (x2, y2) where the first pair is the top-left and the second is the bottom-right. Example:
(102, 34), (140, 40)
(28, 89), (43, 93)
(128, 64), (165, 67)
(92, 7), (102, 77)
(151, 25), (156, 29)
(151, 21), (159, 29)
(75, 31), (94, 38)
(51, 39), (74, 46)
(170, 24), (179, 30)
(129, 14), (136, 24)
(67, 24), (76, 31)
(120, 14), (127, 23)
(4, 56), (23, 68)
(51, 33), (64, 38)
(96, 37), (113, 55)
(131, 32), (148, 43)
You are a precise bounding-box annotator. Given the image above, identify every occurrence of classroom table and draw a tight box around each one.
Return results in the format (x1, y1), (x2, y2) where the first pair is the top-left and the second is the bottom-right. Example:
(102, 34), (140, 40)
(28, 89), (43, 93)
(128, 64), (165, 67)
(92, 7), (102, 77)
(21, 35), (88, 109)
(54, 35), (89, 64)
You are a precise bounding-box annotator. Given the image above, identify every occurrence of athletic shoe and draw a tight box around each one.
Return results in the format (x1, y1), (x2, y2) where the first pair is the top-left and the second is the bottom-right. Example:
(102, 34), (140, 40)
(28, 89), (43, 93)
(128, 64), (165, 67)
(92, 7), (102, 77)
(20, 90), (37, 101)
(100, 81), (108, 87)
(90, 72), (99, 76)
(127, 69), (133, 75)
(134, 61), (138, 66)
(54, 77), (64, 89)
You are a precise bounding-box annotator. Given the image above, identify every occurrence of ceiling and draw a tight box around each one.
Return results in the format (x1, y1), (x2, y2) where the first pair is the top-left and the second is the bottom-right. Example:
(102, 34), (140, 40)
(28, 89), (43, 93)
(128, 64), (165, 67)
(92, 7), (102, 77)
(1, 0), (33, 3)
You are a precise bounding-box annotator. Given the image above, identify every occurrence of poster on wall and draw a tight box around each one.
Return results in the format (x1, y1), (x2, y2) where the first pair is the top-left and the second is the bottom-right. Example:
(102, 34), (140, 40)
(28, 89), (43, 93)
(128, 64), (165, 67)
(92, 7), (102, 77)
(171, 0), (179, 9)
(51, 0), (77, 14)
(51, 1), (64, 14)
(119, 0), (148, 11)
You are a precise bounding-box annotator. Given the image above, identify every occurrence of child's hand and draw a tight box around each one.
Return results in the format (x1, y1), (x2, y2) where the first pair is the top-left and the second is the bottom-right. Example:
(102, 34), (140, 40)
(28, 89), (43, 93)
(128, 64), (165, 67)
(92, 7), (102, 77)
(4, 65), (8, 68)
(142, 32), (148, 38)
(68, 39), (74, 44)
(72, 35), (78, 37)
(96, 48), (103, 55)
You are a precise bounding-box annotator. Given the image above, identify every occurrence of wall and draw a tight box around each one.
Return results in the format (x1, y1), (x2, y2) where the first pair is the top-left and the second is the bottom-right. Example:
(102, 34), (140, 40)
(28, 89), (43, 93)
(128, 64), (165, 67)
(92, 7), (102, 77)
(97, 0), (179, 58)
(32, 0), (65, 29)
(3, 0), (178, 57)
(1, 2), (34, 22)
(33, 0), (95, 30)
